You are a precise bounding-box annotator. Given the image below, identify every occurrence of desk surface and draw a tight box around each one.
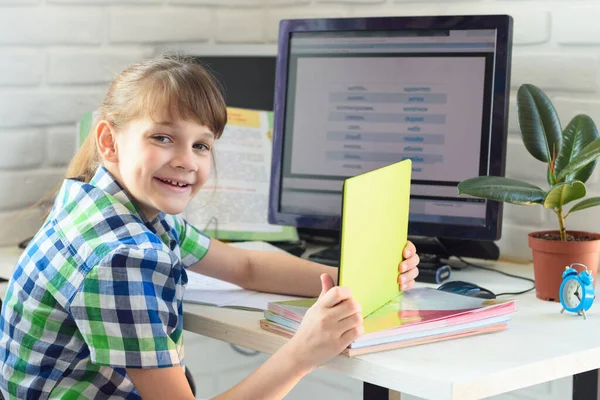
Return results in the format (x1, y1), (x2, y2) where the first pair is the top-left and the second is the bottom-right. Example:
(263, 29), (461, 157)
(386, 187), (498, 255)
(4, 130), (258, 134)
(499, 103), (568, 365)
(0, 245), (599, 400)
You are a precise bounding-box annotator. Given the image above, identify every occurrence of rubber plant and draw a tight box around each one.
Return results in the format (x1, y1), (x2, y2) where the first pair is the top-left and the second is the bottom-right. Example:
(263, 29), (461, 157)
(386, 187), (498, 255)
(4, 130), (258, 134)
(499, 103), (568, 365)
(457, 83), (600, 301)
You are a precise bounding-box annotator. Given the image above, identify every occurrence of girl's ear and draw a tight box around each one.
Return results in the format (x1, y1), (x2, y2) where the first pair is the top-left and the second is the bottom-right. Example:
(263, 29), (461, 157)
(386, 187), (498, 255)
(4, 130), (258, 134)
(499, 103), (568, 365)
(96, 120), (119, 163)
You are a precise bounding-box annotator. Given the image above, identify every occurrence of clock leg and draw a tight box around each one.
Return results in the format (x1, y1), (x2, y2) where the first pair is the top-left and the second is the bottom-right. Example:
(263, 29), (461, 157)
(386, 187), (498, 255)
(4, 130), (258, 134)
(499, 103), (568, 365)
(581, 309), (587, 320)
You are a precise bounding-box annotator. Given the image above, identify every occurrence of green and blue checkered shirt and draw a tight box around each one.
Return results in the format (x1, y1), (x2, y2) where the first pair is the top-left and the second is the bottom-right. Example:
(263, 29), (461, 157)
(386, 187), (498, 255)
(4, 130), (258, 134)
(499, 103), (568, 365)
(0, 166), (211, 399)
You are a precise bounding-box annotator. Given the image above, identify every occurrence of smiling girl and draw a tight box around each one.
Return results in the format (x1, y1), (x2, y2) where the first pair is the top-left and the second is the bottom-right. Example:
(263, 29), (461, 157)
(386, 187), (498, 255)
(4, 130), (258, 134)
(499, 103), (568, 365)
(0, 56), (420, 400)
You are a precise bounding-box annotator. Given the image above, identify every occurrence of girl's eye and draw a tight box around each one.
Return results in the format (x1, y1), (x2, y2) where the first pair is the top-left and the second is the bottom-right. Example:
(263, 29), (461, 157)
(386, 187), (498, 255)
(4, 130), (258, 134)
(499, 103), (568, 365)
(194, 143), (210, 151)
(154, 135), (172, 144)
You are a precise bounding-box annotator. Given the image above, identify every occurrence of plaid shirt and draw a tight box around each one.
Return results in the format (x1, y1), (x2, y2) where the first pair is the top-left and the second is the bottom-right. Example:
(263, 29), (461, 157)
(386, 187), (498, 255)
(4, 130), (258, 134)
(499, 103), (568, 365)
(0, 166), (210, 399)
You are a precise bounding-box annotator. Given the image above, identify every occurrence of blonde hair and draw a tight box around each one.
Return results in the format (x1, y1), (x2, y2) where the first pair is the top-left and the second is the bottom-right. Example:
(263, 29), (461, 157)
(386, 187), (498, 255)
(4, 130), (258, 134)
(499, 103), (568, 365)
(66, 55), (228, 183)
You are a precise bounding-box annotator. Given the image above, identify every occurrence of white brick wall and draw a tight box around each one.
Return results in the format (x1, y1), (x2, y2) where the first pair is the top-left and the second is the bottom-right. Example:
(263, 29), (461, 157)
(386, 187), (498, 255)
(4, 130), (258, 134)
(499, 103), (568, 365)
(1, 1), (600, 260)
(1, 1), (596, 398)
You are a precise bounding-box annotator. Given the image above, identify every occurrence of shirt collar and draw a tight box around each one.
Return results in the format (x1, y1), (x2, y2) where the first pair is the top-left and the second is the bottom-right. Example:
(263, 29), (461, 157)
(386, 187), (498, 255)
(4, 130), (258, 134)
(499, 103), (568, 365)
(86, 166), (165, 228)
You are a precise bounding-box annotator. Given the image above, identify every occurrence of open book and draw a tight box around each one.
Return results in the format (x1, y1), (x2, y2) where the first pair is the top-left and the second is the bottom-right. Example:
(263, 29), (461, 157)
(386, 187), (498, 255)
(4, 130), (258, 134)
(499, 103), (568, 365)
(183, 107), (298, 242)
(183, 241), (307, 311)
(261, 288), (516, 356)
(184, 271), (303, 311)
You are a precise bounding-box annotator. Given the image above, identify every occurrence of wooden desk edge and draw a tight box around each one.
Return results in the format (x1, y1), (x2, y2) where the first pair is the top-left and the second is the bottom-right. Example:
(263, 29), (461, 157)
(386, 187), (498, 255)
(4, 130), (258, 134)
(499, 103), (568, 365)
(182, 306), (456, 399)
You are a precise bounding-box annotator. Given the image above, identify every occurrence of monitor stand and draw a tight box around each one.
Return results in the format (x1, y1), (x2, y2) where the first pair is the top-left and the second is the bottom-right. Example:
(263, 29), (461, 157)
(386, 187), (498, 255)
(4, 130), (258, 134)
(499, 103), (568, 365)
(305, 234), (500, 284)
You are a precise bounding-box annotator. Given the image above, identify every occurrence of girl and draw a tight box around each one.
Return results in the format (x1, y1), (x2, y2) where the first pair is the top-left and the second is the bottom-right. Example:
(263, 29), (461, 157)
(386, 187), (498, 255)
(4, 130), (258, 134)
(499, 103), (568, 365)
(0, 56), (420, 400)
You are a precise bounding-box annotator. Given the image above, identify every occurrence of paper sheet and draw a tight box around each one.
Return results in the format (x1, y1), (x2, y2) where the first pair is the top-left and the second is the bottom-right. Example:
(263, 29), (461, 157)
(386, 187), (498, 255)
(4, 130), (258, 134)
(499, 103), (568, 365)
(184, 108), (298, 241)
(184, 270), (304, 311)
(183, 241), (306, 310)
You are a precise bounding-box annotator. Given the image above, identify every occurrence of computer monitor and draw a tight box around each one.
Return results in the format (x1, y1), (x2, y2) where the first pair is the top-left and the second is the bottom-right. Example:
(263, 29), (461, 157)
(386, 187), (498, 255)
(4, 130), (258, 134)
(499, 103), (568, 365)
(267, 15), (513, 265)
(165, 45), (278, 111)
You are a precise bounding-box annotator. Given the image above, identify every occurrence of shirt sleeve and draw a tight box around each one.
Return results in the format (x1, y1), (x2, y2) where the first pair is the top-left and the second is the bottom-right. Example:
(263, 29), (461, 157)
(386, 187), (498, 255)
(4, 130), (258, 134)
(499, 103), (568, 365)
(173, 215), (211, 268)
(70, 246), (183, 369)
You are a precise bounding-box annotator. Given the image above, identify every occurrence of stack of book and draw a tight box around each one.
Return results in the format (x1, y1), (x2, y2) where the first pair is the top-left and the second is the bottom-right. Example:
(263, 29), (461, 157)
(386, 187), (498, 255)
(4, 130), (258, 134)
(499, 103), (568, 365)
(260, 160), (517, 356)
(260, 287), (517, 356)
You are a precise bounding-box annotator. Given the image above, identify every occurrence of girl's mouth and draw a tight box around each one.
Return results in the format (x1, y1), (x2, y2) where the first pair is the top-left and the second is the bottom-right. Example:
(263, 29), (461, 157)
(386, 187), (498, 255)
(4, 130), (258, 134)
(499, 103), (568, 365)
(155, 177), (190, 192)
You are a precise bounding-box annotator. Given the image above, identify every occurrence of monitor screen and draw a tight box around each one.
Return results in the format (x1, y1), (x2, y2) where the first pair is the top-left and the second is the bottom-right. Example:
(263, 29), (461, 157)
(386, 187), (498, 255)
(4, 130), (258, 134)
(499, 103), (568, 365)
(269, 15), (513, 241)
(171, 45), (278, 111)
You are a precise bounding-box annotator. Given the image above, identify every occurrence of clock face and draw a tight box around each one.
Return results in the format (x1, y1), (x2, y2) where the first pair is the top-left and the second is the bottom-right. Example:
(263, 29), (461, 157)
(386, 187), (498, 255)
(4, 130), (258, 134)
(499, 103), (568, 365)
(562, 278), (583, 309)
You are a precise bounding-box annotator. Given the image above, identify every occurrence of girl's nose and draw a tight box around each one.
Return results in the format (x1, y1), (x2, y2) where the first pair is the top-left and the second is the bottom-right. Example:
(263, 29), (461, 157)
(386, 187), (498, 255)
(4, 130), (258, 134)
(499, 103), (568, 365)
(171, 148), (197, 171)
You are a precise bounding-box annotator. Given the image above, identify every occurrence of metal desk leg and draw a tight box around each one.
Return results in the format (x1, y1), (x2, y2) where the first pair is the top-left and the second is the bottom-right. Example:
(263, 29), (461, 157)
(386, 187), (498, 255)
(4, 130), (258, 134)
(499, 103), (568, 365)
(364, 382), (392, 400)
(573, 369), (599, 400)
(366, 370), (600, 400)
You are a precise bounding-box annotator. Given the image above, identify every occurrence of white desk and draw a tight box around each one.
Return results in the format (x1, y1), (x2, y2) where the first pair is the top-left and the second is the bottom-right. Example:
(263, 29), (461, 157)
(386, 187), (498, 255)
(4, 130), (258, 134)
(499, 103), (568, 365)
(0, 246), (598, 400)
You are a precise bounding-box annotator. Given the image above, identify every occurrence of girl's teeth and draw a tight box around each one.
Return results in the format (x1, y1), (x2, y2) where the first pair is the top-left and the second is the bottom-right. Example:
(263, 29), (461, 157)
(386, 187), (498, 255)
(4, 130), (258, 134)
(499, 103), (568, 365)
(163, 179), (186, 187)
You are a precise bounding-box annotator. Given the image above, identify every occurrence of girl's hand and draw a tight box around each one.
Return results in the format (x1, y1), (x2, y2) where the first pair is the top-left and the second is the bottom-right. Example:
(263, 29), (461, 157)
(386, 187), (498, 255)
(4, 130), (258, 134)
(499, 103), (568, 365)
(286, 274), (364, 371)
(398, 240), (420, 290)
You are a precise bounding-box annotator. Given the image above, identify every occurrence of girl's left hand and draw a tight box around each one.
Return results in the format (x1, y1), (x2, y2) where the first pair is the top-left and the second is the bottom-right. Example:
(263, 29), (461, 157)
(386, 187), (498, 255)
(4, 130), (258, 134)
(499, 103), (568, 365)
(398, 241), (420, 291)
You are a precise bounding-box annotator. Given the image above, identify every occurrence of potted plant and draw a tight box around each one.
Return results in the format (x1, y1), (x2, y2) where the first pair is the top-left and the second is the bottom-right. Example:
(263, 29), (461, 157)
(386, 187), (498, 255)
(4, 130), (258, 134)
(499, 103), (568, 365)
(457, 83), (600, 302)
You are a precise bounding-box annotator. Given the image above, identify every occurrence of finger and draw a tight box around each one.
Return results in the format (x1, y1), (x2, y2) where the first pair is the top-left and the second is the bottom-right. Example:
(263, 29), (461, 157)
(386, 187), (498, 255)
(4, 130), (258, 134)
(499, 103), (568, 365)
(320, 286), (353, 308)
(340, 325), (364, 346)
(403, 241), (416, 258)
(399, 253), (420, 273)
(329, 298), (362, 322)
(319, 273), (335, 299)
(402, 281), (415, 291)
(399, 266), (419, 287)
(337, 311), (363, 334)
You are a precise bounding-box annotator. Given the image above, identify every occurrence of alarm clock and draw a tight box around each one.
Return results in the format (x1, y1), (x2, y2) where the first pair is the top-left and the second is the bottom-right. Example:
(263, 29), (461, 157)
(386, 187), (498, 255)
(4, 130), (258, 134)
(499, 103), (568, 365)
(559, 263), (595, 319)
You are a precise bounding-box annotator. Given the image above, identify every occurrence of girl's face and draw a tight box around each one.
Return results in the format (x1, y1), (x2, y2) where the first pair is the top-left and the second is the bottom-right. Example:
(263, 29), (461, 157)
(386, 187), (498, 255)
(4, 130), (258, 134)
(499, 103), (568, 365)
(112, 117), (214, 221)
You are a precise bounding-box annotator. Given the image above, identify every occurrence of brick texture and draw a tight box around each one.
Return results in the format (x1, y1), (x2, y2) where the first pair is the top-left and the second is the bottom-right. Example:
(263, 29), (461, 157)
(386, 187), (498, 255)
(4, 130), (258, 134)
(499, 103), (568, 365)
(171, 0), (264, 5)
(48, 49), (154, 84)
(505, 136), (549, 188)
(0, 0), (599, 261)
(552, 97), (600, 131)
(319, 0), (384, 3)
(496, 223), (537, 260)
(0, 130), (44, 170)
(49, 0), (160, 4)
(0, 169), (65, 211)
(109, 9), (213, 43)
(554, 5), (600, 45)
(0, 10), (103, 45)
(267, 0), (310, 6)
(216, 9), (266, 43)
(0, 0), (39, 4)
(511, 53), (599, 93)
(0, 90), (105, 128)
(47, 127), (78, 167)
(0, 50), (43, 86)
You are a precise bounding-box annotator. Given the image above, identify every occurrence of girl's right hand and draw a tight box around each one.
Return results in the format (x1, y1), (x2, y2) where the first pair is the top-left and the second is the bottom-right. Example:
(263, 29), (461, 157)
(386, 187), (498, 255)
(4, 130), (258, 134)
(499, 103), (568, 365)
(286, 274), (364, 371)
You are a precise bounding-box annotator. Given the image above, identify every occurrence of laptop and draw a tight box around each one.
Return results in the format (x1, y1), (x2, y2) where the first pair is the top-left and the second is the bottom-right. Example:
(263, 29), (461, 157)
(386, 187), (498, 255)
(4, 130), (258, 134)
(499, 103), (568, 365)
(338, 159), (412, 317)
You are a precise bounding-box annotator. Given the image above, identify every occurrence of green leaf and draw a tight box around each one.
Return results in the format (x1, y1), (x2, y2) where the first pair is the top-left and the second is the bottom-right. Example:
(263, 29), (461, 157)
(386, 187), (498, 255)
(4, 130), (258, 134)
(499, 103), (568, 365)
(555, 115), (599, 183)
(566, 196), (600, 217)
(543, 181), (586, 209)
(517, 84), (562, 163)
(556, 138), (600, 182)
(457, 176), (546, 205)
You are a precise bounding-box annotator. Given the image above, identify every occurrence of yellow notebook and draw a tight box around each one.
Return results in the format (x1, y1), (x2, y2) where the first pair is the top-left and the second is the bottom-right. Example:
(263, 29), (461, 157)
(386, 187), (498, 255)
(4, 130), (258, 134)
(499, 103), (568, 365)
(338, 159), (412, 318)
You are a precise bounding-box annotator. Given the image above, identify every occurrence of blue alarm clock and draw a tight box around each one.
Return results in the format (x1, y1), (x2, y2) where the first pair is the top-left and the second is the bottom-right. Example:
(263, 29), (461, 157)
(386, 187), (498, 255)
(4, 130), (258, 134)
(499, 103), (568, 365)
(559, 263), (595, 319)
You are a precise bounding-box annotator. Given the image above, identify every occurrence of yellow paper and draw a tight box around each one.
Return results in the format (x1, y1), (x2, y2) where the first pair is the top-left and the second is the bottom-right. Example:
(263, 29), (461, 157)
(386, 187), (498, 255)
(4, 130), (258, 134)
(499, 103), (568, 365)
(338, 159), (412, 318)
(226, 107), (261, 128)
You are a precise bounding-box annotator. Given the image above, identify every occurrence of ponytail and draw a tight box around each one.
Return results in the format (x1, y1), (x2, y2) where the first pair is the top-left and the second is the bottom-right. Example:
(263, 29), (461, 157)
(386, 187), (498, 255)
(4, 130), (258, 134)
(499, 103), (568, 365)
(65, 127), (100, 183)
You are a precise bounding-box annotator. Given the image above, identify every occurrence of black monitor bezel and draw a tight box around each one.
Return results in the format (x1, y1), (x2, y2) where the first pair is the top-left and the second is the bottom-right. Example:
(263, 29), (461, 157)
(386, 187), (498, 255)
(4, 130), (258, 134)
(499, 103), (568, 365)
(268, 14), (513, 241)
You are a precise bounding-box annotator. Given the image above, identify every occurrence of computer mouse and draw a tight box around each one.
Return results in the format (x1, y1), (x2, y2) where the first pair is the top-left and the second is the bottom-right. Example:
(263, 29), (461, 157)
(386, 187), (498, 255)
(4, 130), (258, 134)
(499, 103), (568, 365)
(437, 280), (496, 299)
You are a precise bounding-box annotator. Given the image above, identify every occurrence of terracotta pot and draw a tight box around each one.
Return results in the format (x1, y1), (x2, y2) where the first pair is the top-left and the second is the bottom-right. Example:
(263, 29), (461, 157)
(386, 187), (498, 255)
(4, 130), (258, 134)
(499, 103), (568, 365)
(528, 230), (600, 302)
